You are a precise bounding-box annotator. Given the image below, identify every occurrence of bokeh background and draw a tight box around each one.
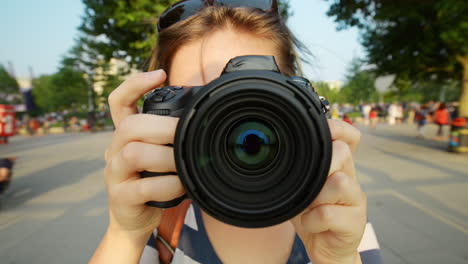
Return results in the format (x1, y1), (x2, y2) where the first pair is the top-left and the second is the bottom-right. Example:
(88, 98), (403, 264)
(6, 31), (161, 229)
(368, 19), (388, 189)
(0, 1), (467, 263)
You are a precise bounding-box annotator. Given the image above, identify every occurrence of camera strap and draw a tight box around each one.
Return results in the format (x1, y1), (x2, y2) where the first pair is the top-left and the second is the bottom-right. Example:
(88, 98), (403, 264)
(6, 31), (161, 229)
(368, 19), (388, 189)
(156, 200), (192, 264)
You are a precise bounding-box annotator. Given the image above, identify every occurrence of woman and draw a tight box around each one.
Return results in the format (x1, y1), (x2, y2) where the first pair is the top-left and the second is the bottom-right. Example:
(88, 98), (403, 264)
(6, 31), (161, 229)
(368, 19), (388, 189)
(91, 2), (377, 263)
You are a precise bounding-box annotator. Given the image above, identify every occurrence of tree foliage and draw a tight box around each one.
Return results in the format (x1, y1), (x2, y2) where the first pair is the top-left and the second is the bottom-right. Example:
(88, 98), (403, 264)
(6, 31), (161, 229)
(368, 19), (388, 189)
(0, 65), (19, 103)
(32, 66), (88, 112)
(340, 58), (378, 104)
(325, 0), (467, 78)
(384, 77), (461, 103)
(324, 0), (468, 115)
(312, 82), (344, 104)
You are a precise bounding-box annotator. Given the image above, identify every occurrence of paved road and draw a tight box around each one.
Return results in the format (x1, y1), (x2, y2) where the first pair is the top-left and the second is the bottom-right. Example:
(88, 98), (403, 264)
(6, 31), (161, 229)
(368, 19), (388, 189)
(0, 124), (467, 264)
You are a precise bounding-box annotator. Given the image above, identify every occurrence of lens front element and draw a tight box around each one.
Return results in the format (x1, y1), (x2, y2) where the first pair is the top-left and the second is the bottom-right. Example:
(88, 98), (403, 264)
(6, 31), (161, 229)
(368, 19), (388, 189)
(228, 120), (278, 171)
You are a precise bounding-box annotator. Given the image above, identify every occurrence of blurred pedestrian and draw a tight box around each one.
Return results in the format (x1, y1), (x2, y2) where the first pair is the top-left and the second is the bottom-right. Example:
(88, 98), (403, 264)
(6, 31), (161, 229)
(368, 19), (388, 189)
(362, 103), (371, 126)
(416, 104), (429, 138)
(448, 102), (459, 120)
(369, 107), (378, 129)
(407, 104), (416, 124)
(396, 103), (404, 124)
(0, 157), (16, 196)
(388, 103), (397, 125)
(69, 116), (80, 132)
(42, 117), (51, 134)
(433, 102), (450, 140)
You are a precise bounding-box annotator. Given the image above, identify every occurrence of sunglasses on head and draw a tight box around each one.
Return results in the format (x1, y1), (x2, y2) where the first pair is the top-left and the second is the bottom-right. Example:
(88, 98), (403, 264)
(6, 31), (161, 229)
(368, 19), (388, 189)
(157, 0), (278, 32)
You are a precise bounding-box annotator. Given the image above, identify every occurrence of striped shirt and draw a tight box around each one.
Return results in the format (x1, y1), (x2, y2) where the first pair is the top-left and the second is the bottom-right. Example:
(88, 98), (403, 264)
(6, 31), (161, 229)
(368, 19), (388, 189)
(141, 204), (383, 264)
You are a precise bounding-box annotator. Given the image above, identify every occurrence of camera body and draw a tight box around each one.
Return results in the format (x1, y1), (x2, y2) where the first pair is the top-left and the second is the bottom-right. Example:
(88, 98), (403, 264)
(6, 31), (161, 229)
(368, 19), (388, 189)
(142, 55), (331, 228)
(144, 56), (329, 119)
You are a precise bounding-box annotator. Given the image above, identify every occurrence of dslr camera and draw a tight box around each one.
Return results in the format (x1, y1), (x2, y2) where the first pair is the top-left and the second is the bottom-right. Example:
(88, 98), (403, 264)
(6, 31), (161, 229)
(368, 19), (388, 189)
(142, 55), (331, 228)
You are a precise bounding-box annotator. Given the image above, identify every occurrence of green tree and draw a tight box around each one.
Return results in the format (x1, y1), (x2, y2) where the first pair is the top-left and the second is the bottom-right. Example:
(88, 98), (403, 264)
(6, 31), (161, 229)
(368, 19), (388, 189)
(384, 76), (461, 103)
(324, 0), (468, 115)
(340, 58), (378, 104)
(32, 66), (88, 112)
(100, 72), (124, 100)
(0, 65), (20, 103)
(312, 81), (344, 104)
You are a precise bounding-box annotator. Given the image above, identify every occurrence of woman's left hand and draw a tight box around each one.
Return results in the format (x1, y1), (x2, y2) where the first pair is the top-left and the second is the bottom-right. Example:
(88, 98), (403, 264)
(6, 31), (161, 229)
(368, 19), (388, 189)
(290, 119), (367, 264)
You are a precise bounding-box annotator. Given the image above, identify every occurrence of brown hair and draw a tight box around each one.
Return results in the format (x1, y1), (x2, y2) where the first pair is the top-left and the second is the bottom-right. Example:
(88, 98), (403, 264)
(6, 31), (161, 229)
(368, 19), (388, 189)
(148, 6), (305, 76)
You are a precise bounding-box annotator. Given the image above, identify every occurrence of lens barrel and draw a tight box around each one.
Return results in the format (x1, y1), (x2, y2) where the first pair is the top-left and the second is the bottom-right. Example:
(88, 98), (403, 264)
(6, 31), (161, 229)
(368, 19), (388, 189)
(174, 72), (331, 228)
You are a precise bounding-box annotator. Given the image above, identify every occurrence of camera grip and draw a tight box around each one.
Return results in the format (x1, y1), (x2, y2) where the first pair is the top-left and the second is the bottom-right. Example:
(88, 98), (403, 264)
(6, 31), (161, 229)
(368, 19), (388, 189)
(139, 171), (187, 208)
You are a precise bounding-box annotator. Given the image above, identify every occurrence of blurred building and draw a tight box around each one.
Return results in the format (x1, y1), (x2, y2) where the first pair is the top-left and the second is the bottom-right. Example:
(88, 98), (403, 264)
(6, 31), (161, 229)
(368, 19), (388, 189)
(16, 77), (36, 112)
(325, 80), (343, 90)
(92, 58), (139, 96)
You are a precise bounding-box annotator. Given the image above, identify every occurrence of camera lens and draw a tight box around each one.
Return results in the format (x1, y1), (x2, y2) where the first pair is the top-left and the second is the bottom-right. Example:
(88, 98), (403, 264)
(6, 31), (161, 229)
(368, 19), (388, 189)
(175, 77), (331, 228)
(227, 120), (278, 171)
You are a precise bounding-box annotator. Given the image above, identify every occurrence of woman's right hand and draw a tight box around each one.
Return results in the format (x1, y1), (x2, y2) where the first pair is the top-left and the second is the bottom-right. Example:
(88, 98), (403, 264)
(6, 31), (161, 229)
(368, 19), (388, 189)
(104, 69), (185, 238)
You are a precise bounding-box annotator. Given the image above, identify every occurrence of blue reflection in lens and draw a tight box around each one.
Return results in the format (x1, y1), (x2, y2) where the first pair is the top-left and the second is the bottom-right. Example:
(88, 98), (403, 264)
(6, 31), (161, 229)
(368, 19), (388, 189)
(237, 130), (268, 155)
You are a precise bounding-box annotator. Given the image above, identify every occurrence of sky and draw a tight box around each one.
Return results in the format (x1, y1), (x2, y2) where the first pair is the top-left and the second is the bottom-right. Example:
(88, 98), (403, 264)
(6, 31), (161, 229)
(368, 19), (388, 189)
(0, 0), (364, 82)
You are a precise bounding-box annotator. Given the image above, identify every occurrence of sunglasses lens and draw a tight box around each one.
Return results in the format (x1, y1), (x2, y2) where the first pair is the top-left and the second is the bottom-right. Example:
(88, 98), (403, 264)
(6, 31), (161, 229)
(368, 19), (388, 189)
(158, 0), (204, 31)
(218, 0), (273, 10)
(158, 0), (277, 32)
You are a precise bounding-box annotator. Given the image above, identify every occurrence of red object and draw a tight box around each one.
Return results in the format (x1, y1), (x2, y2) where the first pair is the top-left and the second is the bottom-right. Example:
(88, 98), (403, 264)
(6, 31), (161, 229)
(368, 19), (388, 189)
(452, 117), (466, 127)
(0, 105), (16, 138)
(434, 109), (449, 125)
(342, 114), (353, 125)
(343, 117), (353, 125)
(369, 110), (378, 119)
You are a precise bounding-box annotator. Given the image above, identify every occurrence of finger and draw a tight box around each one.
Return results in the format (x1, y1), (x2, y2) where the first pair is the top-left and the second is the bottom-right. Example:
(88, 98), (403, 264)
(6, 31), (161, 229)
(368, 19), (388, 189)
(300, 204), (366, 234)
(108, 70), (167, 128)
(328, 140), (355, 179)
(328, 119), (361, 152)
(106, 141), (176, 185)
(108, 114), (178, 158)
(111, 175), (185, 206)
(310, 172), (364, 209)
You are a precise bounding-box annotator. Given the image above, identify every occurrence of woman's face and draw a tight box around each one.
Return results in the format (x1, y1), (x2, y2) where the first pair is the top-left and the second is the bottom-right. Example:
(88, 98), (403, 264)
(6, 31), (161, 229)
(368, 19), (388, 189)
(169, 28), (281, 86)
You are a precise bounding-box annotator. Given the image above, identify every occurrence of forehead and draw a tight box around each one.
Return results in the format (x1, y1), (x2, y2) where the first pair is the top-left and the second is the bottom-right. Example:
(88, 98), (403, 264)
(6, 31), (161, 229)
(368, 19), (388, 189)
(168, 28), (280, 86)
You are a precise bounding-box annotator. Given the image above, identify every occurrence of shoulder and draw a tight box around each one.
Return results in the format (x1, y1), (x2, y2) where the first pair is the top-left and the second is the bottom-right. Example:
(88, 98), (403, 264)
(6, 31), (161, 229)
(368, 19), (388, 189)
(358, 223), (384, 264)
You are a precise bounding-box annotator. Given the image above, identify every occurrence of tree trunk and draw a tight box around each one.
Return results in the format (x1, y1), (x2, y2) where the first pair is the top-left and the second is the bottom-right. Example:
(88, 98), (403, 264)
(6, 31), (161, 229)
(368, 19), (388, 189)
(457, 56), (468, 117)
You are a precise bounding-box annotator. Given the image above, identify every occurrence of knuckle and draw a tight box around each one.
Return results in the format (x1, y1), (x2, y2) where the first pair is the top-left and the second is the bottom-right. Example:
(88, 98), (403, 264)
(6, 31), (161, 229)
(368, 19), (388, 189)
(331, 172), (350, 192)
(120, 142), (141, 164)
(107, 184), (120, 201)
(335, 140), (352, 158)
(108, 89), (120, 107)
(136, 180), (151, 202)
(317, 206), (333, 223)
(109, 185), (128, 205)
(107, 156), (121, 180)
(116, 115), (136, 135)
(329, 119), (342, 134)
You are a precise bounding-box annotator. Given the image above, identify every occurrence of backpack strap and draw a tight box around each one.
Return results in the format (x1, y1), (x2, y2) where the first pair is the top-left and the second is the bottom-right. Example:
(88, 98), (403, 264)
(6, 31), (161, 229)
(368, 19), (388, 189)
(156, 200), (192, 264)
